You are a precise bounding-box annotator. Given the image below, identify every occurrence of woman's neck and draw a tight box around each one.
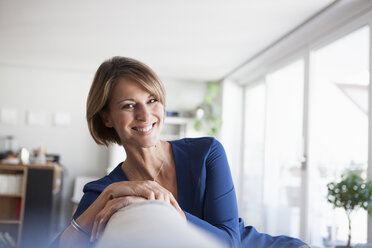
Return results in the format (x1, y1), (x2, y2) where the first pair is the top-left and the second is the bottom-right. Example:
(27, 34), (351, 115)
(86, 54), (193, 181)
(122, 140), (168, 181)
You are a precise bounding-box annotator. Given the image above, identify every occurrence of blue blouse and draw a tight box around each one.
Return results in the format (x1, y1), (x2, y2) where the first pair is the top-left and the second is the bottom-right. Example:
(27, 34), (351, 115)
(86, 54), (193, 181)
(72, 137), (307, 248)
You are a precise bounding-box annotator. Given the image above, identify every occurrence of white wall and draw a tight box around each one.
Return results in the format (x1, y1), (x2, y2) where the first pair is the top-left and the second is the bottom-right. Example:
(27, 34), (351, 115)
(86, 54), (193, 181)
(0, 64), (108, 228)
(0, 63), (207, 230)
(162, 78), (207, 113)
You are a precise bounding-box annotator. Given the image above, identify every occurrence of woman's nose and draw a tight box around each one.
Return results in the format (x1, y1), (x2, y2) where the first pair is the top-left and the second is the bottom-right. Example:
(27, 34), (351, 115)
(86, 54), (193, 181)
(135, 104), (150, 121)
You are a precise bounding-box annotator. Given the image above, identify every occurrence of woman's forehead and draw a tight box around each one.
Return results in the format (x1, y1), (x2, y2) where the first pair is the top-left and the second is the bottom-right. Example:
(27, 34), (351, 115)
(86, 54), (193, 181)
(111, 78), (154, 99)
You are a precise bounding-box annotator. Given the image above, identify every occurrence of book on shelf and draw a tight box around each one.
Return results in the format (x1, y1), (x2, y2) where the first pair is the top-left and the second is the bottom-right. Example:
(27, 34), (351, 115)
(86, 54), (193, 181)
(0, 174), (22, 195)
(15, 198), (21, 220)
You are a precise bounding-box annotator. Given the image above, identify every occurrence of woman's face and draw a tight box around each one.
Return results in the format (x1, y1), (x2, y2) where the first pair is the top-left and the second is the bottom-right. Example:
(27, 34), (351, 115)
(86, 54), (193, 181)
(103, 77), (164, 148)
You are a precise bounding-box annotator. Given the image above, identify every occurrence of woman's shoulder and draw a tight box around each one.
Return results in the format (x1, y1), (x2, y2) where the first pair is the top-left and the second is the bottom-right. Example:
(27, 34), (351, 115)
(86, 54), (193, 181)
(83, 176), (111, 194)
(83, 163), (125, 194)
(170, 137), (224, 157)
(171, 136), (216, 146)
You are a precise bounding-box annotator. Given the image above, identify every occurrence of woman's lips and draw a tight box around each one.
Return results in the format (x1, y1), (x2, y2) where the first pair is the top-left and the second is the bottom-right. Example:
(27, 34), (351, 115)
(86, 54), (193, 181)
(132, 122), (156, 135)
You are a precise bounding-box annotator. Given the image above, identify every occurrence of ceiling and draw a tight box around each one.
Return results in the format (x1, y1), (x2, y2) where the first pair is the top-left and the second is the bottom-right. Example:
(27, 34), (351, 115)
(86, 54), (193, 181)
(0, 0), (335, 82)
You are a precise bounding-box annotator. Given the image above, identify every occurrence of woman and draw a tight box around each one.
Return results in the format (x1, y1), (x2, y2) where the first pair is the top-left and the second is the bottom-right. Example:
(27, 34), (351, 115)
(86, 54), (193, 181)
(58, 56), (307, 248)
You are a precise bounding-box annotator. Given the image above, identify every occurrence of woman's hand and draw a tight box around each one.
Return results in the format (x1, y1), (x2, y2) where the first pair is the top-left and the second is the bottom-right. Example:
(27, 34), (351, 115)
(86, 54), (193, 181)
(104, 180), (183, 216)
(90, 195), (146, 241)
(90, 180), (185, 241)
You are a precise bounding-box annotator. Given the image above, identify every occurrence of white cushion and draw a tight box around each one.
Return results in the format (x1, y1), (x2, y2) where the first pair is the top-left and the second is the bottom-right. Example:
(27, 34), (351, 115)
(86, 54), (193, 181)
(96, 200), (226, 248)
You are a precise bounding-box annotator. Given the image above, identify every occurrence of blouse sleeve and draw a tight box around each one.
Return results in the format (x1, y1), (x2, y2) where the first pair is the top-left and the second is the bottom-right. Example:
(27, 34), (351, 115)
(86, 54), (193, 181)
(72, 191), (100, 220)
(72, 178), (111, 219)
(185, 138), (241, 248)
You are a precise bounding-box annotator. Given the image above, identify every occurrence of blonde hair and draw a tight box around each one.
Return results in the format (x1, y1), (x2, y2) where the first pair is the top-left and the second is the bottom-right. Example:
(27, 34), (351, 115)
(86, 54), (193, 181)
(86, 56), (166, 146)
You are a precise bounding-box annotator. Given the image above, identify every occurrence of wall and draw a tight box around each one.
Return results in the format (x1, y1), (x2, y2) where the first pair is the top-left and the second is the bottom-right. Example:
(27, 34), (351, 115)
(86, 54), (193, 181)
(0, 64), (108, 229)
(162, 77), (207, 114)
(0, 64), (207, 230)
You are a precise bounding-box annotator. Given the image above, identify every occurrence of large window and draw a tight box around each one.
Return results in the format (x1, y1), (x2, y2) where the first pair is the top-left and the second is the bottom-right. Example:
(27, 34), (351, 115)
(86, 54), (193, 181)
(241, 25), (370, 247)
(308, 26), (369, 246)
(242, 82), (266, 230)
(263, 60), (305, 238)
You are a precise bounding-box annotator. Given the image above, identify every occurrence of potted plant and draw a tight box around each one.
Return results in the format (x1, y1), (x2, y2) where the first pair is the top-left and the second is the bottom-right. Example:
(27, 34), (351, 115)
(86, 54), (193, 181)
(327, 167), (372, 248)
(194, 82), (222, 137)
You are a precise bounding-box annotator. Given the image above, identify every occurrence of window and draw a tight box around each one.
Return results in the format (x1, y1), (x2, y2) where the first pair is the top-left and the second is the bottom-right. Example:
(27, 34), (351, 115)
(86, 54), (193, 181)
(308, 26), (369, 246)
(242, 82), (266, 230)
(241, 25), (370, 246)
(263, 60), (305, 238)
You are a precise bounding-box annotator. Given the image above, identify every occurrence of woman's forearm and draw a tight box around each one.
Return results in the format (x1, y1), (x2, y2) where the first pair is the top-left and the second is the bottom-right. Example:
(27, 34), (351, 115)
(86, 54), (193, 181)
(59, 181), (183, 246)
(76, 189), (112, 232)
(59, 225), (90, 248)
(59, 189), (112, 247)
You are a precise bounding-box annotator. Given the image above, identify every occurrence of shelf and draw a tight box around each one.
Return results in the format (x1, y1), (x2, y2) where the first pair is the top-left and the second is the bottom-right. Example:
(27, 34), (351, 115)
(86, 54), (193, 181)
(0, 164), (25, 171)
(0, 193), (23, 198)
(0, 163), (62, 170)
(0, 219), (21, 224)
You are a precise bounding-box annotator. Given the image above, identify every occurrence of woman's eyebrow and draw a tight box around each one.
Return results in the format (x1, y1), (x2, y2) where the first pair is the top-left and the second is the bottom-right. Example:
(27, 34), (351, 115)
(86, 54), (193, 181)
(116, 98), (135, 104)
(116, 95), (153, 104)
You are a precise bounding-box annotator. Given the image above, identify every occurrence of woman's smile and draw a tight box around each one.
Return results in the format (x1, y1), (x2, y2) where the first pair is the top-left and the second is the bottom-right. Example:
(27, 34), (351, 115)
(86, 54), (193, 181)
(132, 122), (156, 135)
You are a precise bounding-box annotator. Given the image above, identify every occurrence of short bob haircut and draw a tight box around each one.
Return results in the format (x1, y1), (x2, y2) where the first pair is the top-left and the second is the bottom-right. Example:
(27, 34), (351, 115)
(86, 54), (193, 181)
(86, 56), (166, 146)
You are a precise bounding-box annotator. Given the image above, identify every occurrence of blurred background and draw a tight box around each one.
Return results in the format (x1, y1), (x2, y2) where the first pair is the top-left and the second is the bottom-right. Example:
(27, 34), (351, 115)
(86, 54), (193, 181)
(0, 0), (372, 247)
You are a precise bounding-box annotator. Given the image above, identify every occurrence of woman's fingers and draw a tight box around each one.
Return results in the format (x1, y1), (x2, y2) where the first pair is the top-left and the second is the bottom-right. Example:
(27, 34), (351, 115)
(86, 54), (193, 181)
(142, 181), (182, 212)
(104, 181), (185, 221)
(90, 216), (99, 242)
(108, 180), (171, 200)
(148, 191), (155, 200)
(164, 193), (170, 204)
(168, 193), (181, 210)
(155, 192), (166, 201)
(91, 196), (148, 241)
(91, 214), (103, 241)
(90, 197), (123, 241)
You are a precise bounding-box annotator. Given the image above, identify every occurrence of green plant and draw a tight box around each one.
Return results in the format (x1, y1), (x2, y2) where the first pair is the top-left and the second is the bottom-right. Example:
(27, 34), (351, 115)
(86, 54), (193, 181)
(194, 82), (222, 136)
(327, 167), (372, 248)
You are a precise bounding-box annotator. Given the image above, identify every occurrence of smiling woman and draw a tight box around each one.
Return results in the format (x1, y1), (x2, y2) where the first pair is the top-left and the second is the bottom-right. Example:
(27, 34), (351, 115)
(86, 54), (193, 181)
(100, 78), (165, 148)
(53, 56), (309, 248)
(86, 57), (166, 147)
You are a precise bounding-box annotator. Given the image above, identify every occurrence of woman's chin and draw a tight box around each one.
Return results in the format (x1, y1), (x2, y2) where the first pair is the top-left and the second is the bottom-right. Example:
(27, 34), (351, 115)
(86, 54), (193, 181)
(127, 136), (161, 148)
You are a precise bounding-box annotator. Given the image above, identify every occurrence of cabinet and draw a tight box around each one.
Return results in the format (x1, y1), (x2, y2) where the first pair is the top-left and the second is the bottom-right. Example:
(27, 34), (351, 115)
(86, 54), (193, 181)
(0, 165), (25, 248)
(0, 164), (63, 248)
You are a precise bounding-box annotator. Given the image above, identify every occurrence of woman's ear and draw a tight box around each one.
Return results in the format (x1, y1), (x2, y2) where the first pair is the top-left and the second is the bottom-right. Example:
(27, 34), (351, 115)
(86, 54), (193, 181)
(100, 110), (114, 128)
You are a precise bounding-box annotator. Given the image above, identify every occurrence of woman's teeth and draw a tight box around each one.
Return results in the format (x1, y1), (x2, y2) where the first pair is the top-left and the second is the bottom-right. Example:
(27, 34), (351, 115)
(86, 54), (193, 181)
(135, 125), (153, 132)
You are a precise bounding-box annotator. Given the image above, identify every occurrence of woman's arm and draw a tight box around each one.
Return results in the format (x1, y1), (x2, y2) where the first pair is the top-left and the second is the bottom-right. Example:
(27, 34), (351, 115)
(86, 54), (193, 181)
(58, 180), (183, 247)
(186, 138), (241, 248)
(59, 189), (113, 248)
(89, 180), (184, 240)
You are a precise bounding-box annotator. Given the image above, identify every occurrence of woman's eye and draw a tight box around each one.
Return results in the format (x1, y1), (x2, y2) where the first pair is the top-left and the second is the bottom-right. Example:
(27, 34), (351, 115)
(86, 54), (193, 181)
(122, 104), (134, 109)
(149, 99), (158, 103)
